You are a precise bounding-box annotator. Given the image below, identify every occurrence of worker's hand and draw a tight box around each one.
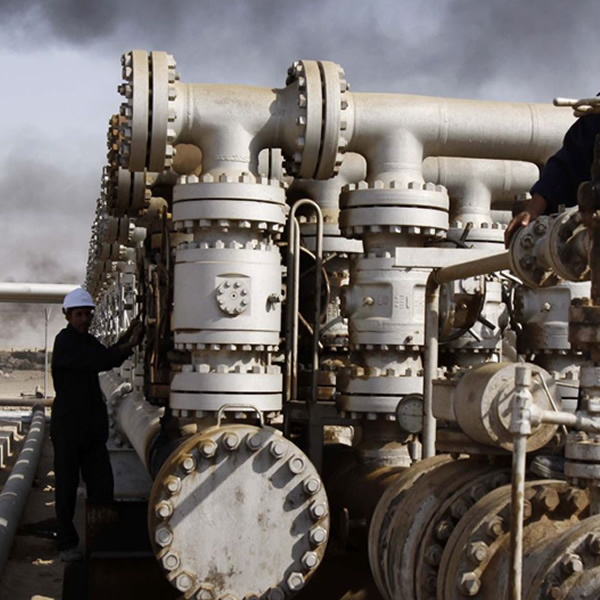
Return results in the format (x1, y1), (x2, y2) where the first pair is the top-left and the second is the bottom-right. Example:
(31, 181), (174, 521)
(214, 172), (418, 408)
(122, 317), (141, 341)
(504, 193), (547, 248)
(129, 322), (145, 347)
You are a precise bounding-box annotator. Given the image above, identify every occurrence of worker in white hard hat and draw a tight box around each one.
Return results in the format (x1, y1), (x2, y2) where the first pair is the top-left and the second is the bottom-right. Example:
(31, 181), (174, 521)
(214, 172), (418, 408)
(50, 287), (144, 562)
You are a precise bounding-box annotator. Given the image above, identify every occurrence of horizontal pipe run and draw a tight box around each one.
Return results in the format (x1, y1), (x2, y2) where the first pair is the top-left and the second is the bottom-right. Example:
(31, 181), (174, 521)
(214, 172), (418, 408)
(0, 283), (78, 304)
(351, 93), (574, 184)
(0, 405), (46, 577)
(433, 251), (510, 285)
(0, 397), (53, 408)
(99, 373), (163, 470)
(537, 409), (600, 433)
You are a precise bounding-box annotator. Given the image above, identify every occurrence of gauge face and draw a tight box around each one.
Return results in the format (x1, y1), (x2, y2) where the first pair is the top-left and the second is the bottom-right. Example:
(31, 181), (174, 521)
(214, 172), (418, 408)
(396, 394), (424, 434)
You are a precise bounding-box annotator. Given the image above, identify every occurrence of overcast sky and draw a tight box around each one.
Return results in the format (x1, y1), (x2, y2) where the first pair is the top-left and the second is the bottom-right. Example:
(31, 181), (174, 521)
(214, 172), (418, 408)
(1, 0), (599, 348)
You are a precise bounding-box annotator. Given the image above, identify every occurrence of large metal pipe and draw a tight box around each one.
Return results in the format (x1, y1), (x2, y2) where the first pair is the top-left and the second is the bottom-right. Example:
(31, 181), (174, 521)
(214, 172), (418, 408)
(350, 93), (574, 184)
(434, 251), (510, 285)
(0, 397), (53, 408)
(423, 251), (511, 457)
(100, 373), (163, 470)
(0, 406), (45, 577)
(0, 283), (77, 304)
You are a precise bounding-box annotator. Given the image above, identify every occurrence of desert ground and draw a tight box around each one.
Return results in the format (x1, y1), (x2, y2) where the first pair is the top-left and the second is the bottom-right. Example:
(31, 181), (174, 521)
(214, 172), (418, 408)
(0, 351), (63, 600)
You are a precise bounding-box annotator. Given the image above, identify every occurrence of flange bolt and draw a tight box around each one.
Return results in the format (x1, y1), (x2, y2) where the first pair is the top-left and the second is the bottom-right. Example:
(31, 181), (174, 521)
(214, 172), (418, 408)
(459, 571), (481, 596)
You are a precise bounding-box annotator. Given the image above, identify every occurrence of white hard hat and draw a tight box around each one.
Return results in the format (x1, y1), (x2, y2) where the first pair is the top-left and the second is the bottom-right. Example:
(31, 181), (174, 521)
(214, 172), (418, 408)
(63, 287), (96, 310)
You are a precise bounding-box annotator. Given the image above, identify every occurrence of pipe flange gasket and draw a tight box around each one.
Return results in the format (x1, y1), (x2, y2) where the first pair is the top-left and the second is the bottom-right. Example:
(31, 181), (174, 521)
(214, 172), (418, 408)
(286, 59), (349, 179)
(339, 180), (449, 236)
(173, 342), (279, 352)
(118, 50), (177, 172)
(172, 177), (288, 230)
(149, 424), (329, 599)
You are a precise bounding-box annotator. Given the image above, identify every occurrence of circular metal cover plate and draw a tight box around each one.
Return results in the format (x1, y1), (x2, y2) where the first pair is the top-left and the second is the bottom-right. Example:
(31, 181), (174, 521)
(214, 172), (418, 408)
(149, 424), (329, 599)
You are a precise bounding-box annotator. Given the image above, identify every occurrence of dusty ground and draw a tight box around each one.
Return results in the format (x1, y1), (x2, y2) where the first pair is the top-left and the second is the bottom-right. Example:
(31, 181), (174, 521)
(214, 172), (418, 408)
(0, 369), (53, 400)
(0, 414), (64, 600)
(0, 361), (64, 600)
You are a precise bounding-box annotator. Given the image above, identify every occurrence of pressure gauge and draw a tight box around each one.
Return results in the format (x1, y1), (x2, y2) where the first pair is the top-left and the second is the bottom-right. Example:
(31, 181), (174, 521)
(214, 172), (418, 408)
(395, 394), (424, 434)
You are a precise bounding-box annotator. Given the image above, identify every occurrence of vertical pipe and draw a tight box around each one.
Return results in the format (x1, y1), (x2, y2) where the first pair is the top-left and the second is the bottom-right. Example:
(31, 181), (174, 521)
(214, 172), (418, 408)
(422, 277), (440, 458)
(44, 308), (50, 401)
(509, 365), (532, 600)
(0, 406), (46, 577)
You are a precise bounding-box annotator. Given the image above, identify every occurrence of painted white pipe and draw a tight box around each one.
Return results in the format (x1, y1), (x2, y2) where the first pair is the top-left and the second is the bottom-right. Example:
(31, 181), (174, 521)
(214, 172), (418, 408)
(100, 373), (163, 470)
(0, 406), (45, 577)
(423, 157), (539, 223)
(0, 283), (78, 304)
(169, 77), (573, 188)
(349, 93), (574, 184)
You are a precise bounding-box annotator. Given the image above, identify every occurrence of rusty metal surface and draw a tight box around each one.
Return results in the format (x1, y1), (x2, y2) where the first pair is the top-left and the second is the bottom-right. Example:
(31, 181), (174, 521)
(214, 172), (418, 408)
(368, 455), (453, 599)
(525, 513), (600, 600)
(439, 481), (589, 600)
(148, 423), (329, 599)
(384, 457), (509, 600)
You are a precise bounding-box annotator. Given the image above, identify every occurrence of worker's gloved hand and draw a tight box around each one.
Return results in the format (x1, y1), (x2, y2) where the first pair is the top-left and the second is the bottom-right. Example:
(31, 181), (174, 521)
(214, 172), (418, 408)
(504, 193), (547, 248)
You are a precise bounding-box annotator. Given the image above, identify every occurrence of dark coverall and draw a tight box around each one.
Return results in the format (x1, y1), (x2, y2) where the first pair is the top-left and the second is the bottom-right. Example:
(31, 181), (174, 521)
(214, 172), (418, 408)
(51, 324), (131, 551)
(531, 113), (600, 211)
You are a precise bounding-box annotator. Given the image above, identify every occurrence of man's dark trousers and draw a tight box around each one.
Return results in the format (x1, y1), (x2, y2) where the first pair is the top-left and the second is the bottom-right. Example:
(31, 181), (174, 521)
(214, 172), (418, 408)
(51, 421), (114, 551)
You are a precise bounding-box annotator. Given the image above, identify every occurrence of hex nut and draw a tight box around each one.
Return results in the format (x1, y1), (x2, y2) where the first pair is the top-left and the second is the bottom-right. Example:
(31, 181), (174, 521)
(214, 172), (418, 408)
(535, 488), (560, 512)
(304, 477), (321, 495)
(165, 475), (182, 494)
(435, 520), (454, 541)
(267, 587), (285, 600)
(424, 544), (443, 566)
(486, 516), (504, 538)
(287, 571), (305, 592)
(219, 594), (237, 600)
(175, 572), (194, 592)
(247, 433), (263, 451)
(161, 550), (180, 571)
(564, 488), (588, 512)
(310, 501), (328, 521)
(424, 573), (437, 592)
(196, 585), (215, 600)
(587, 531), (600, 555)
(289, 455), (307, 474)
(459, 571), (481, 596)
(451, 499), (470, 519)
(182, 455), (197, 473)
(309, 526), (327, 546)
(467, 541), (489, 564)
(223, 433), (240, 451)
(469, 484), (488, 502)
(560, 553), (583, 575)
(199, 440), (218, 458)
(545, 585), (563, 600)
(155, 500), (174, 519)
(301, 551), (319, 570)
(155, 526), (173, 547)
(270, 440), (287, 459)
